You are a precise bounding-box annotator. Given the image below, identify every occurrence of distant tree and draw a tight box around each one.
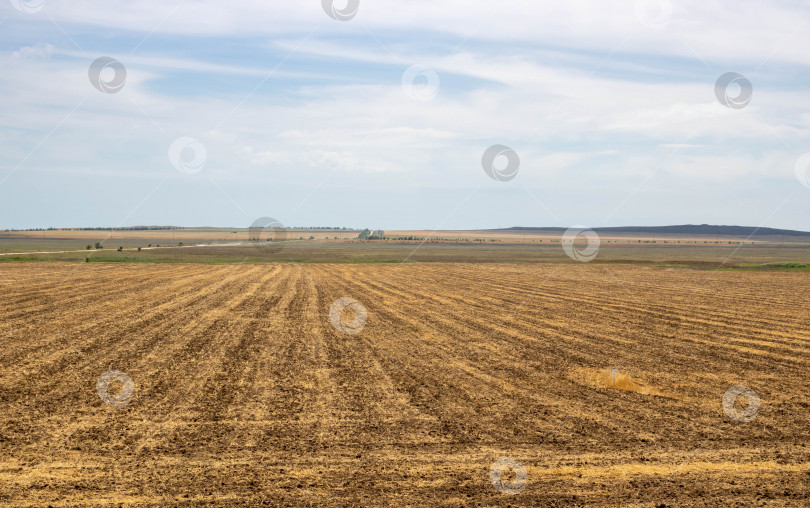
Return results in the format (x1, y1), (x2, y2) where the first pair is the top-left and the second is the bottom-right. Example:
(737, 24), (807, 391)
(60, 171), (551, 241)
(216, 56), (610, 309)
(309, 236), (315, 240)
(137, 247), (142, 251)
(358, 229), (371, 239)
(117, 246), (123, 252)
(86, 245), (91, 250)
(178, 242), (183, 246)
(94, 242), (103, 249)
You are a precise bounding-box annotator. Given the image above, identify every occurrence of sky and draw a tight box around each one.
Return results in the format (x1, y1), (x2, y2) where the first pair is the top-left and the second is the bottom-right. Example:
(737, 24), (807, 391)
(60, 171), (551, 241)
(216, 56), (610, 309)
(0, 0), (809, 230)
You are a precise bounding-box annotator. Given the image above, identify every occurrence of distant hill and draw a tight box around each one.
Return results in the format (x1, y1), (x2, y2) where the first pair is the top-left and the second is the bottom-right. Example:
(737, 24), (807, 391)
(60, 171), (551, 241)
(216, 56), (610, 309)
(497, 224), (810, 237)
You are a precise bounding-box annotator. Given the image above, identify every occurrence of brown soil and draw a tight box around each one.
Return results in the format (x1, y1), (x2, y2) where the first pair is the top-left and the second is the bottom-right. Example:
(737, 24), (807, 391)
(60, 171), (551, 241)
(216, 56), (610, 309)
(0, 262), (808, 506)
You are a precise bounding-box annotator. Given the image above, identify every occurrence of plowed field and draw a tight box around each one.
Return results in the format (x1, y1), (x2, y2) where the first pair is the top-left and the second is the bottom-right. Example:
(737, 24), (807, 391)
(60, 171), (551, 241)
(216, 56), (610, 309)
(1, 262), (808, 506)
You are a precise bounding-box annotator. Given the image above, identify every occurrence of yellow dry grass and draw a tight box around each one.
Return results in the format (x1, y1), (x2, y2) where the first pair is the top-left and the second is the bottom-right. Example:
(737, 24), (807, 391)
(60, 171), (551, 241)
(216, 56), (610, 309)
(572, 367), (665, 396)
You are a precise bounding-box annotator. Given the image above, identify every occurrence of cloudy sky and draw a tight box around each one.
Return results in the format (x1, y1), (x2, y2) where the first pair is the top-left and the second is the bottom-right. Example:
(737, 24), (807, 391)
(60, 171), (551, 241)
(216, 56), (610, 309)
(1, 0), (808, 230)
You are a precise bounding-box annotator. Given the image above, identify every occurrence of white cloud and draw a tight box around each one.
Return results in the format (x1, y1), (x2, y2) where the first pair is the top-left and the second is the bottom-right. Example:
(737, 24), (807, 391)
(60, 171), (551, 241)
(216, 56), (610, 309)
(1, 0), (809, 229)
(11, 43), (55, 59)
(4, 1), (804, 66)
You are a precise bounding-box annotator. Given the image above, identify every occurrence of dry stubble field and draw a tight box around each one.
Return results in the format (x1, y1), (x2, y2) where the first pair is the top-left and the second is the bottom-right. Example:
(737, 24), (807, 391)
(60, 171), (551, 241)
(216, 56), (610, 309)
(0, 261), (809, 506)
